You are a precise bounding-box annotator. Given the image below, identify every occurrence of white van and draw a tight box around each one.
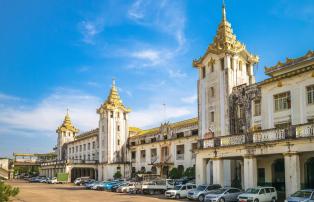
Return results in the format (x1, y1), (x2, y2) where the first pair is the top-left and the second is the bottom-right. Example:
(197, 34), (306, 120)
(238, 187), (277, 202)
(165, 184), (196, 199)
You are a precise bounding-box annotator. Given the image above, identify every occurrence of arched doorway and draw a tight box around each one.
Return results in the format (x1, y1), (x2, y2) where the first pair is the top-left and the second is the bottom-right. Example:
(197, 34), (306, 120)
(272, 159), (285, 191)
(305, 157), (314, 188)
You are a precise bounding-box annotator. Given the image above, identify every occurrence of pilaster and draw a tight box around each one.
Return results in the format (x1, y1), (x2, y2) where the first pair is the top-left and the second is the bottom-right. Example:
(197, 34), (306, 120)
(243, 155), (257, 189)
(284, 152), (300, 197)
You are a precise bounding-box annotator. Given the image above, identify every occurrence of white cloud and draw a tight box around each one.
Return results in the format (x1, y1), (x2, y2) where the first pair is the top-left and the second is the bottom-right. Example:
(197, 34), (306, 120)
(167, 69), (187, 79)
(79, 20), (104, 44)
(129, 104), (192, 129)
(0, 89), (101, 136)
(127, 0), (186, 49)
(181, 95), (197, 104)
(0, 93), (20, 101)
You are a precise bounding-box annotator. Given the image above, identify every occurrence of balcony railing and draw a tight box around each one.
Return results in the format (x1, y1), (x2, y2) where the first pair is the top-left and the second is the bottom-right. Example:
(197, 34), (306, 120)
(199, 123), (314, 149)
(150, 156), (158, 164)
(296, 123), (314, 138)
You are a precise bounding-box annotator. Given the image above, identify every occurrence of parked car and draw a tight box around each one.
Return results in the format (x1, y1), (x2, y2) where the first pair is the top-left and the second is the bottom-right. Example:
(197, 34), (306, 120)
(204, 187), (243, 202)
(285, 189), (314, 202)
(91, 181), (107, 190)
(83, 180), (96, 189)
(142, 179), (175, 194)
(104, 181), (122, 191)
(39, 177), (50, 183)
(165, 184), (197, 199)
(29, 177), (41, 183)
(48, 177), (58, 184)
(111, 182), (128, 192)
(74, 177), (90, 185)
(238, 187), (277, 202)
(118, 182), (136, 193)
(187, 184), (221, 201)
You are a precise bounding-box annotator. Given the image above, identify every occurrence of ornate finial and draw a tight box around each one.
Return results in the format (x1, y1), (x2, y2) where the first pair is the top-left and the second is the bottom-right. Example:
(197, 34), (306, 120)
(222, 0), (226, 21)
(66, 108), (69, 116)
(112, 78), (116, 87)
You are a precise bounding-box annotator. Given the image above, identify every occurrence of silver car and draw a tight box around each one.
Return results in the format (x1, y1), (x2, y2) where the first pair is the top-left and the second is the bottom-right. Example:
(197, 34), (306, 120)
(205, 187), (243, 202)
(187, 184), (222, 201)
(286, 189), (314, 202)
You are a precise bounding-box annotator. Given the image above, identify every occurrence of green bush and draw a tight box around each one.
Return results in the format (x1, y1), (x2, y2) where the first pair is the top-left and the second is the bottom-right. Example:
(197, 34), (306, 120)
(183, 167), (195, 178)
(169, 168), (181, 179)
(113, 171), (122, 179)
(0, 181), (19, 202)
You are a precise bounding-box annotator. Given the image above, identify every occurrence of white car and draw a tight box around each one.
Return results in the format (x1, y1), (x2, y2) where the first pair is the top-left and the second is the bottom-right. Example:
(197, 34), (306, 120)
(165, 184), (197, 199)
(118, 183), (136, 193)
(48, 177), (58, 184)
(238, 187), (277, 202)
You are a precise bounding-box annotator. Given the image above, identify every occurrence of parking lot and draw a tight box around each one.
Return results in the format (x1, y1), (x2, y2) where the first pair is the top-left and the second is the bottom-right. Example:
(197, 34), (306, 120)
(8, 180), (188, 202)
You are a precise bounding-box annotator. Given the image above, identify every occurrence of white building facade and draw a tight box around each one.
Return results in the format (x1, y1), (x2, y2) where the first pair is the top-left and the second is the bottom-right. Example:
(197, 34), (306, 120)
(194, 2), (314, 198)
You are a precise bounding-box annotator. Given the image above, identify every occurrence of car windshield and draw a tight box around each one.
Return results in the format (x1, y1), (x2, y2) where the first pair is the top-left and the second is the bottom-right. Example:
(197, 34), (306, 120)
(174, 185), (182, 190)
(245, 188), (260, 194)
(209, 188), (227, 194)
(291, 191), (312, 198)
(197, 185), (207, 191)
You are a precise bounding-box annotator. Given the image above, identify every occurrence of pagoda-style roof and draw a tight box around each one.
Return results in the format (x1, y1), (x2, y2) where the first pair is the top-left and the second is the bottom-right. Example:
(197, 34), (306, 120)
(97, 80), (131, 114)
(264, 50), (314, 77)
(193, 2), (259, 68)
(56, 111), (79, 133)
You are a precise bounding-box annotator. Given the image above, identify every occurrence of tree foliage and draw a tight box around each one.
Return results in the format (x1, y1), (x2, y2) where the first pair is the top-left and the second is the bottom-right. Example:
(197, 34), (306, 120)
(183, 167), (195, 178)
(0, 181), (19, 202)
(113, 171), (122, 179)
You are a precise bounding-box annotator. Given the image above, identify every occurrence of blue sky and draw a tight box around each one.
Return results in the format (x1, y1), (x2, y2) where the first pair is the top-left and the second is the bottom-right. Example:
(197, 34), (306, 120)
(0, 0), (313, 157)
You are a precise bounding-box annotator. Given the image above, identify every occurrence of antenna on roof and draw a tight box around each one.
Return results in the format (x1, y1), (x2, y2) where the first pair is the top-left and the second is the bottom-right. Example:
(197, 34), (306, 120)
(162, 103), (167, 123)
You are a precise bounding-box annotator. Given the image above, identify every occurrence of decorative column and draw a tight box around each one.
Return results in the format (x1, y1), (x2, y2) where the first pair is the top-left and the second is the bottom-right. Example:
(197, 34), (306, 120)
(243, 155), (257, 189)
(212, 158), (224, 185)
(196, 155), (207, 185)
(284, 152), (300, 197)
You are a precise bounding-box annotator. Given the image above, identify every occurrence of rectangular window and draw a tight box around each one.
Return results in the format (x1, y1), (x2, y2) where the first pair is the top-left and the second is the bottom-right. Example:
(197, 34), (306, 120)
(79, 145), (82, 152)
(176, 145), (185, 160)
(191, 129), (198, 136)
(176, 132), (184, 138)
(238, 105), (244, 118)
(131, 141), (136, 146)
(83, 144), (86, 151)
(110, 111), (114, 118)
(307, 85), (314, 105)
(274, 92), (291, 111)
(254, 100), (261, 116)
(239, 61), (242, 71)
(210, 87), (215, 97)
(201, 66), (206, 79)
(210, 111), (214, 122)
(230, 57), (233, 69)
(117, 125), (120, 132)
(131, 151), (136, 160)
(220, 58), (224, 70)
(140, 139), (145, 144)
(211, 63), (214, 72)
(92, 141), (95, 149)
(151, 137), (156, 143)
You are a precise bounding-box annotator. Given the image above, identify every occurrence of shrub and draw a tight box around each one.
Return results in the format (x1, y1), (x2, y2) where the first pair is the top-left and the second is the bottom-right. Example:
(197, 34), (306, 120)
(113, 171), (122, 179)
(0, 181), (19, 202)
(183, 167), (195, 178)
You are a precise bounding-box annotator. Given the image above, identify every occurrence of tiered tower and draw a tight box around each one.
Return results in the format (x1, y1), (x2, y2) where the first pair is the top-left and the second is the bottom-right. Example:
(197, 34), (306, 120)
(97, 80), (131, 165)
(193, 2), (259, 139)
(56, 110), (79, 160)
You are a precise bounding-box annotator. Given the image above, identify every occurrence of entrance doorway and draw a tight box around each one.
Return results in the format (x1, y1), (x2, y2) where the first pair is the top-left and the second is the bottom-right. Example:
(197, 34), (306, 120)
(272, 159), (285, 191)
(305, 157), (314, 188)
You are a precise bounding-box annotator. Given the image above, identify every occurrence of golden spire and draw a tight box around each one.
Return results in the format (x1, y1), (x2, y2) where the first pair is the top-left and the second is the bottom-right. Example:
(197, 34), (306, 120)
(192, 0), (259, 68)
(222, 0), (226, 21)
(56, 109), (79, 133)
(97, 79), (131, 114)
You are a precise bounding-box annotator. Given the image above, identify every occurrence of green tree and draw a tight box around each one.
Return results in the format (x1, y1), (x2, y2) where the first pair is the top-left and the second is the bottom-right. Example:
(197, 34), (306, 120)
(113, 171), (122, 179)
(169, 168), (180, 179)
(183, 167), (195, 178)
(0, 181), (19, 202)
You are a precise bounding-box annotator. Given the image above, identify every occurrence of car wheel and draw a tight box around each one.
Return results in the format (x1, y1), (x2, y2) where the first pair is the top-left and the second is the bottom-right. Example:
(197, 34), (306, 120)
(219, 198), (225, 202)
(272, 197), (276, 202)
(198, 194), (205, 202)
(254, 199), (259, 202)
(175, 194), (180, 199)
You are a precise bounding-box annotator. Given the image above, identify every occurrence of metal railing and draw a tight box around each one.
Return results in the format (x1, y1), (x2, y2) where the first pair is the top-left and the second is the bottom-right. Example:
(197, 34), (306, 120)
(199, 123), (314, 149)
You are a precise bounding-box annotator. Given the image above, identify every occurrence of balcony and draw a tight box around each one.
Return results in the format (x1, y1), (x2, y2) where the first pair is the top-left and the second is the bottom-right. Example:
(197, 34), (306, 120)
(199, 123), (314, 149)
(150, 156), (158, 164)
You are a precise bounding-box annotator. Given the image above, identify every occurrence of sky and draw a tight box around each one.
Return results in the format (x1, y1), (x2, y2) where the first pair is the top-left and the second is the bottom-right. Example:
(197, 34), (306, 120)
(0, 0), (313, 157)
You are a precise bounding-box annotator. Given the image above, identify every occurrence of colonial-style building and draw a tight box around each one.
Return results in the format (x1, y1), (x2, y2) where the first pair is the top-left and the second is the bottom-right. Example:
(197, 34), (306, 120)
(40, 81), (198, 182)
(193, 2), (314, 198)
(39, 1), (314, 198)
